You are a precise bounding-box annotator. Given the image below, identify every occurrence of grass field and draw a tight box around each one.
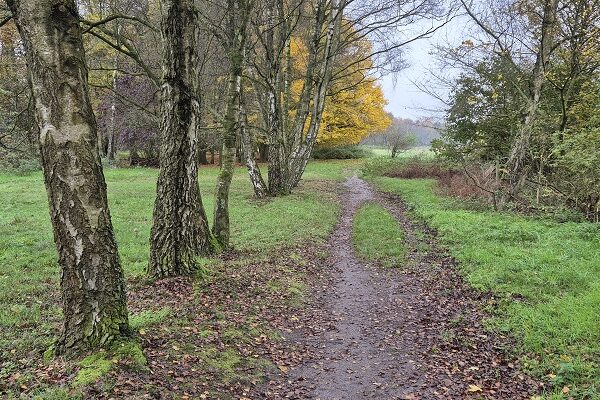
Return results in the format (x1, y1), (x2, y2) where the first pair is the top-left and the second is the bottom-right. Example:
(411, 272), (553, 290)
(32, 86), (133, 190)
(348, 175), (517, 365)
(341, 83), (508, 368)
(2, 155), (599, 399)
(367, 174), (600, 399)
(359, 145), (435, 159)
(0, 161), (355, 373)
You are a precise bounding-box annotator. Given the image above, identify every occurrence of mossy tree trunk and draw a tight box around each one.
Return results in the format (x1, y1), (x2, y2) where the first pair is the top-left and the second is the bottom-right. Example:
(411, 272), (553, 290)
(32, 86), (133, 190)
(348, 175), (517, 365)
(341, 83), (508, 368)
(505, 0), (559, 196)
(149, 0), (212, 277)
(212, 0), (253, 247)
(6, 0), (129, 355)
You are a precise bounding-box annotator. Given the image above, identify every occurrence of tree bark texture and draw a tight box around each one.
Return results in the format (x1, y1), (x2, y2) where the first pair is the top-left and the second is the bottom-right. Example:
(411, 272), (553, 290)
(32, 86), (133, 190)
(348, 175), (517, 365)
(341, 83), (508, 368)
(505, 0), (559, 194)
(240, 89), (267, 198)
(149, 0), (212, 277)
(6, 0), (129, 355)
(213, 0), (252, 247)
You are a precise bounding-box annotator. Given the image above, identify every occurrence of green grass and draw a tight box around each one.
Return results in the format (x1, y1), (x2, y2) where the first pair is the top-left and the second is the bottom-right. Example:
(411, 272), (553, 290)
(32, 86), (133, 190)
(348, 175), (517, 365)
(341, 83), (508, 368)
(0, 162), (348, 364)
(352, 202), (406, 268)
(358, 146), (434, 159)
(368, 176), (600, 398)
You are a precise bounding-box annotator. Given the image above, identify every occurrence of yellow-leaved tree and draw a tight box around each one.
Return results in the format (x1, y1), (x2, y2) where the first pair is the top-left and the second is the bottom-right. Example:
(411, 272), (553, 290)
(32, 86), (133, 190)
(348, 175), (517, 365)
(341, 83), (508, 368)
(317, 75), (391, 147)
(289, 24), (391, 148)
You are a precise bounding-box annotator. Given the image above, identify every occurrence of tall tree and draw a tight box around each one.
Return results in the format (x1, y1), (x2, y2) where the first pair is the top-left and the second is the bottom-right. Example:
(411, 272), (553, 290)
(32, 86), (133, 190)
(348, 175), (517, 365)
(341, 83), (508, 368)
(212, 0), (254, 247)
(504, 0), (559, 193)
(148, 0), (213, 277)
(5, 0), (129, 354)
(250, 0), (445, 196)
(460, 0), (560, 195)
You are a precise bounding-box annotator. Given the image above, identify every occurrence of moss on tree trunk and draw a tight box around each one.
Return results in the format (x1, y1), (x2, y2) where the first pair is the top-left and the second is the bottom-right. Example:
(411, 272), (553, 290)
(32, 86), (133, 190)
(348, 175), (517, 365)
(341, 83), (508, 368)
(6, 0), (130, 355)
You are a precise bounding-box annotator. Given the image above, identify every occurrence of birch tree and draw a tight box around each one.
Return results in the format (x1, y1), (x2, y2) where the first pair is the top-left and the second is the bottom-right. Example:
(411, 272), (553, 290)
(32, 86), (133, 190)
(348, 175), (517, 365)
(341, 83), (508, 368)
(212, 0), (254, 247)
(148, 0), (213, 277)
(5, 0), (129, 354)
(250, 0), (446, 196)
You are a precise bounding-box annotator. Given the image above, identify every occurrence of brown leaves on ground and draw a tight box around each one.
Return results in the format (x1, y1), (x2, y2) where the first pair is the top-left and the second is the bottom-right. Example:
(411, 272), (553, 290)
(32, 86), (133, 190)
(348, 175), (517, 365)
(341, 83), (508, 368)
(3, 182), (545, 399)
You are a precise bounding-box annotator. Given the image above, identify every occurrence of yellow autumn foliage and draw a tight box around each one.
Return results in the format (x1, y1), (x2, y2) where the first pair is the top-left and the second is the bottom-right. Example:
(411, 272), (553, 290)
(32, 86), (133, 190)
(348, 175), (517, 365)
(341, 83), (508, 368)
(317, 76), (391, 146)
(289, 24), (391, 147)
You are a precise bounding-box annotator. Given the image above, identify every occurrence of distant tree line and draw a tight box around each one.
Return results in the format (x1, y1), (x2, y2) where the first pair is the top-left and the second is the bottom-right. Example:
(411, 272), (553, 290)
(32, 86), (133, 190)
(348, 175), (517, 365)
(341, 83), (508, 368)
(362, 117), (442, 155)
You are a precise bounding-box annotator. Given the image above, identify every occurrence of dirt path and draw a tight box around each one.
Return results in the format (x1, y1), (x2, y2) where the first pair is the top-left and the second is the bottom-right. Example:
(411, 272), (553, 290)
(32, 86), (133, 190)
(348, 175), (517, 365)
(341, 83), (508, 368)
(282, 176), (542, 399)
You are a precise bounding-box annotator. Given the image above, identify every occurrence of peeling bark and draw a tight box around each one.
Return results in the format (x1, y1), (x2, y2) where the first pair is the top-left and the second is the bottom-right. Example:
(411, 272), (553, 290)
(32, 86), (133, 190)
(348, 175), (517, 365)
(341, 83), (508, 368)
(6, 0), (129, 355)
(149, 0), (212, 277)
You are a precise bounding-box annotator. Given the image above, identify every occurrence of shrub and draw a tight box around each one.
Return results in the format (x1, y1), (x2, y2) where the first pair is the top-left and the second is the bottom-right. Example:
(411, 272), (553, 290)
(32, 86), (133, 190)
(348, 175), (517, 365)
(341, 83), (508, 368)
(0, 152), (40, 174)
(364, 156), (500, 205)
(312, 145), (371, 160)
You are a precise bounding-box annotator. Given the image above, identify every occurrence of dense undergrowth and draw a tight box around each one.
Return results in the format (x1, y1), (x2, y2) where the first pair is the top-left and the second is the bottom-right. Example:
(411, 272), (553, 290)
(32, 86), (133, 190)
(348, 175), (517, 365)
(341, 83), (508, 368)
(364, 157), (600, 399)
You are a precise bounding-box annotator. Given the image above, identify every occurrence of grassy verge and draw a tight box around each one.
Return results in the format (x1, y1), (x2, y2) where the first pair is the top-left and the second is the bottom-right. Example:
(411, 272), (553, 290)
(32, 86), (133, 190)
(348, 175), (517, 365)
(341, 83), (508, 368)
(352, 202), (405, 268)
(0, 161), (349, 394)
(367, 175), (600, 399)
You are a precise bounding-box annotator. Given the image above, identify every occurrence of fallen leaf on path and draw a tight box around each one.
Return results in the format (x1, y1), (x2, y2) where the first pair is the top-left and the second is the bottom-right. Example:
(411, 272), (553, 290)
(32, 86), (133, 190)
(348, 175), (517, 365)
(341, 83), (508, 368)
(278, 365), (289, 373)
(467, 384), (483, 393)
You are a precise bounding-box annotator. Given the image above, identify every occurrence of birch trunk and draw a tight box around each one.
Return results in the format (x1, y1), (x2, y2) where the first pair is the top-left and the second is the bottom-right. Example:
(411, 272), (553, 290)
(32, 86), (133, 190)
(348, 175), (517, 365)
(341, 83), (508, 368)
(287, 0), (344, 190)
(213, 0), (253, 247)
(6, 0), (129, 354)
(107, 11), (120, 161)
(505, 0), (559, 194)
(240, 90), (267, 198)
(264, 0), (287, 196)
(149, 0), (212, 277)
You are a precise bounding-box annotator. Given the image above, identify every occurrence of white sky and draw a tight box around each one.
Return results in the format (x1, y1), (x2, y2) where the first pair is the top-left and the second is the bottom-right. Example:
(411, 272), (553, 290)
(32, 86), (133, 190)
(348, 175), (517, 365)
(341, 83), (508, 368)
(379, 16), (469, 120)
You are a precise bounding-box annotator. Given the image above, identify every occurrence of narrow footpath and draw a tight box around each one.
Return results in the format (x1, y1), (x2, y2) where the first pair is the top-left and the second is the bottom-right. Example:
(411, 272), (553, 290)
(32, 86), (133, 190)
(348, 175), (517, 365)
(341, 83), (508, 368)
(278, 176), (541, 399)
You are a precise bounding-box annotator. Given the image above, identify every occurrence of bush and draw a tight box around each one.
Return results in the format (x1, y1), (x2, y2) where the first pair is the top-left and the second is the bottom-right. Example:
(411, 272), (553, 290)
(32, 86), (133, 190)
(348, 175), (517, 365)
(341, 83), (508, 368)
(363, 156), (451, 178)
(312, 145), (371, 160)
(364, 156), (500, 205)
(0, 152), (40, 175)
(551, 127), (600, 221)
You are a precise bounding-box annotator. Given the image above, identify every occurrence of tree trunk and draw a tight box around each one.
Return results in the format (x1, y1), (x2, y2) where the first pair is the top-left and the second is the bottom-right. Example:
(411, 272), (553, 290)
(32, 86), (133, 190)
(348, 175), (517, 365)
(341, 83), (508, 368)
(266, 96), (287, 196)
(149, 0), (212, 278)
(505, 0), (559, 194)
(258, 0), (344, 194)
(213, 0), (251, 247)
(263, 0), (288, 196)
(258, 143), (268, 162)
(6, 0), (129, 355)
(286, 0), (345, 191)
(240, 90), (267, 198)
(107, 10), (120, 162)
(199, 149), (209, 164)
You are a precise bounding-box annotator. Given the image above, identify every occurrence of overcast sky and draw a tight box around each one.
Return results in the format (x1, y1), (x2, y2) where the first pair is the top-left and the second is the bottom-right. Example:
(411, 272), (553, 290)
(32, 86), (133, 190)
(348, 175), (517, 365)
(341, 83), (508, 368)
(380, 16), (469, 121)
